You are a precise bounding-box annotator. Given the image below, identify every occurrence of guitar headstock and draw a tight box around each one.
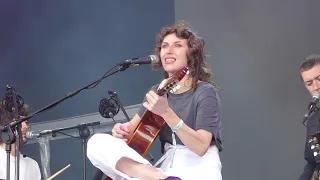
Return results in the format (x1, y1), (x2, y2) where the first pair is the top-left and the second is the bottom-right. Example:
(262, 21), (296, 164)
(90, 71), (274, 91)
(310, 132), (320, 157)
(157, 66), (189, 96)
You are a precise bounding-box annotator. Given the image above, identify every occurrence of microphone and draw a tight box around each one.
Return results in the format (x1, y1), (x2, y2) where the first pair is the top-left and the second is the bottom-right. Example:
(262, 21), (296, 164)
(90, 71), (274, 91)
(99, 96), (119, 119)
(26, 130), (53, 139)
(308, 92), (320, 110)
(2, 85), (24, 112)
(119, 55), (159, 67)
(303, 92), (320, 126)
(26, 121), (101, 139)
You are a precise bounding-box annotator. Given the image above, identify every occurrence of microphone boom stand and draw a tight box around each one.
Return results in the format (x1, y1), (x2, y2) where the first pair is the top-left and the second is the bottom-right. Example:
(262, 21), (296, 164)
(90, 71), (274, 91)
(78, 123), (92, 180)
(51, 122), (100, 180)
(1, 63), (132, 180)
(0, 86), (24, 180)
(1, 123), (15, 180)
(12, 87), (23, 180)
(36, 121), (100, 180)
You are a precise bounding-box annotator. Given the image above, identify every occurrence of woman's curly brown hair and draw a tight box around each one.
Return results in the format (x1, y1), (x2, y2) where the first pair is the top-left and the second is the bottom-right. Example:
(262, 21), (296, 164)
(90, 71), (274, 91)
(152, 22), (218, 92)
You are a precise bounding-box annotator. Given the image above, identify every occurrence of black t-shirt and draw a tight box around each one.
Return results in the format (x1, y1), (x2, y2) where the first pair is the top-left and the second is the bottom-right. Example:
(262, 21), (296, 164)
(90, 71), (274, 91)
(137, 81), (223, 152)
(299, 110), (320, 180)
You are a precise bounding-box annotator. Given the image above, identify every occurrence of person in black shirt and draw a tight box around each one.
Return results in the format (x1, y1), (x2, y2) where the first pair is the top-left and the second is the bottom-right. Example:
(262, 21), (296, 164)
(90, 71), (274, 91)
(299, 54), (320, 180)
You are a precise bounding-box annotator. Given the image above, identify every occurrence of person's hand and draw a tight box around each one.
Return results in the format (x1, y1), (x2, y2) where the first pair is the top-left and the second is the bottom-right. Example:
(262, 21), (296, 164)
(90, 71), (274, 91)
(143, 90), (171, 117)
(111, 122), (131, 142)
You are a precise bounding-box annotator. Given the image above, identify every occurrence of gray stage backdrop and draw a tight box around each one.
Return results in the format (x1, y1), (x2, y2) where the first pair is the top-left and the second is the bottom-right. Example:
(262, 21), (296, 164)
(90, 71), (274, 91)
(175, 0), (320, 179)
(1, 0), (320, 180)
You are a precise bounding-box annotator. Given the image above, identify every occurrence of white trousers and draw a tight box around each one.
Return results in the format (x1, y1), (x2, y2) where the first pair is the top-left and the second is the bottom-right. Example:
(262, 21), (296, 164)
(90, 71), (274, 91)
(87, 133), (222, 180)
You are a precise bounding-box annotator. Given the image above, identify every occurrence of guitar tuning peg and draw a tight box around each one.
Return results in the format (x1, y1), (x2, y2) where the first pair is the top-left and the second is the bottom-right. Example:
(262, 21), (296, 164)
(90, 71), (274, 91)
(186, 70), (190, 75)
(314, 152), (319, 157)
(175, 84), (181, 90)
(311, 145), (315, 149)
(309, 137), (318, 144)
(172, 87), (177, 92)
(170, 86), (179, 93)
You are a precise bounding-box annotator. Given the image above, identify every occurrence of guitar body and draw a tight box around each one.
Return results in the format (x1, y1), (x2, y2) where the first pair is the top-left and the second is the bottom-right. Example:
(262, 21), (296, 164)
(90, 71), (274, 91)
(310, 131), (320, 180)
(104, 66), (189, 180)
(127, 111), (165, 156)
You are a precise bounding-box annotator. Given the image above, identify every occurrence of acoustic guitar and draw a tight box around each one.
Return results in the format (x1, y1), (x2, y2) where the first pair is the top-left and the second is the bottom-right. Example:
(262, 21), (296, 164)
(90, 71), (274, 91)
(309, 132), (320, 180)
(104, 66), (189, 180)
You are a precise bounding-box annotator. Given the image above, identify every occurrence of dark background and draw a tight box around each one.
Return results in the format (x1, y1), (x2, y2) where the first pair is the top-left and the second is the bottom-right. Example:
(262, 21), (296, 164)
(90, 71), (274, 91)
(0, 1), (173, 179)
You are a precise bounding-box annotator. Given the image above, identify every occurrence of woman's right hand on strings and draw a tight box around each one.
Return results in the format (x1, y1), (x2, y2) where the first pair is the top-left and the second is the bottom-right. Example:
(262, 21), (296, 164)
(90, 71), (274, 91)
(112, 122), (131, 142)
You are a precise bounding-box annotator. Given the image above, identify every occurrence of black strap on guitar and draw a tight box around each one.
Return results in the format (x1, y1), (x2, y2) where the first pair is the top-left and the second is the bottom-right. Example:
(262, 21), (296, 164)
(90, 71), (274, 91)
(91, 168), (104, 180)
(313, 164), (320, 180)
